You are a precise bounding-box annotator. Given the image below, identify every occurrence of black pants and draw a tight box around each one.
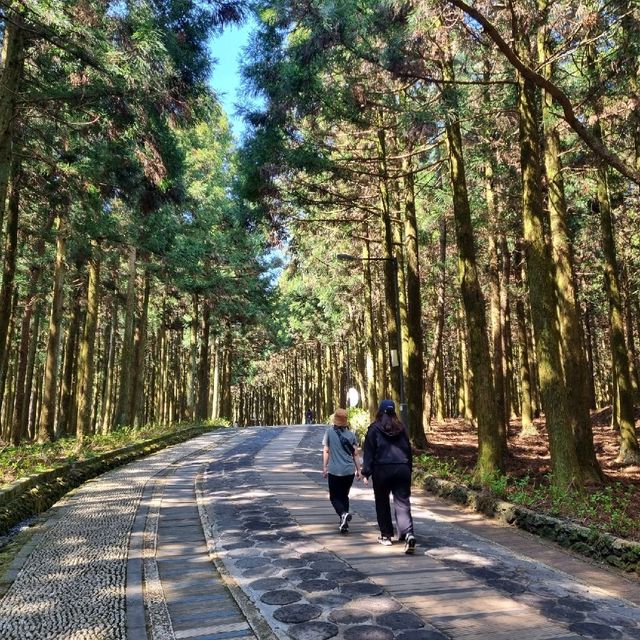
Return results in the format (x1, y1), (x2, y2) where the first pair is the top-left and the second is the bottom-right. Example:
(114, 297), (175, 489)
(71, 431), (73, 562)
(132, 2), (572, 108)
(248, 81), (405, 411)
(327, 473), (355, 517)
(372, 464), (414, 538)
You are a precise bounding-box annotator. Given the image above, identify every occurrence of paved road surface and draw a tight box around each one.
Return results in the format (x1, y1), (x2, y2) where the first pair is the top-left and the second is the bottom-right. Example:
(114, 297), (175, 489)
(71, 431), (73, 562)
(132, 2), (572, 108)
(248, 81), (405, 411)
(0, 425), (638, 640)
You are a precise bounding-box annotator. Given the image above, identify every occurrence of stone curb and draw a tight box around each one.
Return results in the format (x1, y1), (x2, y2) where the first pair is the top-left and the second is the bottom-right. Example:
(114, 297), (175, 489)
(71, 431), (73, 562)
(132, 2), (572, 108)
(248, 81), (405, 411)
(0, 425), (221, 536)
(416, 471), (640, 576)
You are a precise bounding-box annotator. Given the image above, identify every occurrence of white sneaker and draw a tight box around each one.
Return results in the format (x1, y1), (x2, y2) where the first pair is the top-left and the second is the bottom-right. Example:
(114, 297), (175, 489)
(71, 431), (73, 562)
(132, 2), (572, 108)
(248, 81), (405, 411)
(404, 534), (416, 554)
(339, 512), (352, 532)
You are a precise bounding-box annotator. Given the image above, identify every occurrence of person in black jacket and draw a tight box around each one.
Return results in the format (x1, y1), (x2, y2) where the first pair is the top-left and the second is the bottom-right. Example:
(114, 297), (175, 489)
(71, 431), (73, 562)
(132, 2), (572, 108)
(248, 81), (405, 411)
(362, 399), (416, 553)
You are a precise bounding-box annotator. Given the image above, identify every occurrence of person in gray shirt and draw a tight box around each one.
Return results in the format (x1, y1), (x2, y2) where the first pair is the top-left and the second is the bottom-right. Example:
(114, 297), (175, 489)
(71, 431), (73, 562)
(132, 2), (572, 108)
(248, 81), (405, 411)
(322, 408), (361, 533)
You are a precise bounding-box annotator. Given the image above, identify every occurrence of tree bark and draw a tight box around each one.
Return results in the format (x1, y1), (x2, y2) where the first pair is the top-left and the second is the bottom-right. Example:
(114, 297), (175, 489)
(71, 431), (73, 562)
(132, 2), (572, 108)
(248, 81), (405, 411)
(442, 48), (504, 479)
(594, 168), (640, 464)
(0, 12), (24, 236)
(38, 214), (67, 443)
(516, 49), (583, 487)
(0, 159), (22, 422)
(115, 247), (136, 427)
(538, 9), (602, 482)
(196, 298), (211, 421)
(424, 214), (446, 430)
(76, 250), (100, 443)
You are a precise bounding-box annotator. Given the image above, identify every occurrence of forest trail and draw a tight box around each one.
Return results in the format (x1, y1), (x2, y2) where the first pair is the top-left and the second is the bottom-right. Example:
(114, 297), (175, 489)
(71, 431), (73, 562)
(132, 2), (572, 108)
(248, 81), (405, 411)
(0, 425), (639, 640)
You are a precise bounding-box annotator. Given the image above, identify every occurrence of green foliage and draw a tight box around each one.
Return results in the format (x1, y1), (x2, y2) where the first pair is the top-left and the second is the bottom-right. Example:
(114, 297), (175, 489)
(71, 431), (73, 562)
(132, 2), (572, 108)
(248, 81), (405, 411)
(0, 420), (229, 487)
(415, 455), (638, 540)
(346, 408), (370, 445)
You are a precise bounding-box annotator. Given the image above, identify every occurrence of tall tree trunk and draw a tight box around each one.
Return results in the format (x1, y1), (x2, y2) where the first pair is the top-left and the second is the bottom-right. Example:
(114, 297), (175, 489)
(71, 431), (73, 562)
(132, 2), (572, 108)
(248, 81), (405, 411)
(196, 299), (211, 421)
(0, 12), (24, 236)
(516, 54), (583, 487)
(0, 159), (22, 422)
(377, 127), (402, 407)
(538, 4), (602, 481)
(402, 154), (426, 446)
(76, 251), (100, 443)
(424, 214), (446, 430)
(442, 50), (504, 478)
(38, 214), (67, 443)
(57, 294), (81, 438)
(486, 159), (508, 435)
(363, 233), (378, 420)
(513, 241), (536, 435)
(582, 298), (598, 410)
(115, 247), (136, 427)
(130, 269), (149, 428)
(100, 302), (117, 433)
(595, 168), (640, 463)
(500, 236), (515, 419)
(622, 265), (640, 400)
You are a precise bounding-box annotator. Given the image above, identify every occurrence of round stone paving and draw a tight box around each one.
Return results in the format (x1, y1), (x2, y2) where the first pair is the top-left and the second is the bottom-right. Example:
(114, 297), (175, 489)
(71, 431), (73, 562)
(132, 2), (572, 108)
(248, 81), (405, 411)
(568, 622), (622, 639)
(346, 597), (401, 614)
(395, 630), (450, 640)
(260, 589), (302, 605)
(298, 579), (338, 592)
(377, 611), (425, 630)
(288, 621), (339, 640)
(325, 569), (365, 584)
(540, 603), (583, 623)
(486, 578), (526, 594)
(242, 564), (279, 578)
(559, 596), (598, 612)
(285, 568), (322, 581)
(273, 603), (323, 623)
(235, 556), (271, 569)
(307, 592), (352, 607)
(329, 608), (372, 624)
(279, 558), (307, 568)
(343, 625), (394, 640)
(340, 582), (384, 597)
(310, 560), (348, 573)
(249, 577), (289, 591)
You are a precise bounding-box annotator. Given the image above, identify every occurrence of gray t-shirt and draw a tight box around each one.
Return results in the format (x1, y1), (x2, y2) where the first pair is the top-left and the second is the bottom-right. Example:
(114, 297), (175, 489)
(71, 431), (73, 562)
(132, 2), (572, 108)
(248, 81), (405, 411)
(322, 427), (358, 476)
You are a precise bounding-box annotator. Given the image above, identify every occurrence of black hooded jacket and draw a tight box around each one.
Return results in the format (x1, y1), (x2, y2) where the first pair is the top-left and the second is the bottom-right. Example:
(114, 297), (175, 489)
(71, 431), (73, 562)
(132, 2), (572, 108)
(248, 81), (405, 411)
(361, 415), (412, 478)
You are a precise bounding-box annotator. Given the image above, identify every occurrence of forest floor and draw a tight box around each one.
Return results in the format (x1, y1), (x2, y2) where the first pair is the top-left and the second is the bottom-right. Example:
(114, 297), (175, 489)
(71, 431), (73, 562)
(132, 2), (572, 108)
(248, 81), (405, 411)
(421, 407), (640, 542)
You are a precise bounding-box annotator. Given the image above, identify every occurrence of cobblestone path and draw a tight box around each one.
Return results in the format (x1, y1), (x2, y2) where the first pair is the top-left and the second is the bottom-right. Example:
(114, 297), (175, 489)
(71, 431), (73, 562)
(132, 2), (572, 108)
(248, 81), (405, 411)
(0, 424), (639, 640)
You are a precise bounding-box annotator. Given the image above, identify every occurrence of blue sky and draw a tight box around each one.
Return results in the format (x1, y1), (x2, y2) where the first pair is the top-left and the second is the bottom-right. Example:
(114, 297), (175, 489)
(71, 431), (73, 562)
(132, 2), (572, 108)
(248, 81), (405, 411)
(207, 22), (254, 139)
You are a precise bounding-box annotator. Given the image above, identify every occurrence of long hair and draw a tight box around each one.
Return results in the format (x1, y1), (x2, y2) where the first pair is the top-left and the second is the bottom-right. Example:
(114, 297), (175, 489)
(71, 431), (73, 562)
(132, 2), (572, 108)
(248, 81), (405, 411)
(374, 410), (405, 432)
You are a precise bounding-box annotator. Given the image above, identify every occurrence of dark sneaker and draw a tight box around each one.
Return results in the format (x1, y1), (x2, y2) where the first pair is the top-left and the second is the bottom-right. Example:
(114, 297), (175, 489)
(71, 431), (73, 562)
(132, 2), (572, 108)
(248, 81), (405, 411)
(404, 534), (416, 554)
(339, 512), (352, 533)
(377, 535), (393, 546)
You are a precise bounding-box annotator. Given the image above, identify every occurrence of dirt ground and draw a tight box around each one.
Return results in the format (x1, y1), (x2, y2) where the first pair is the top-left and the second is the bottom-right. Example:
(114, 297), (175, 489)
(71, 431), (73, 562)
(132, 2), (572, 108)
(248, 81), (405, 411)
(423, 407), (640, 541)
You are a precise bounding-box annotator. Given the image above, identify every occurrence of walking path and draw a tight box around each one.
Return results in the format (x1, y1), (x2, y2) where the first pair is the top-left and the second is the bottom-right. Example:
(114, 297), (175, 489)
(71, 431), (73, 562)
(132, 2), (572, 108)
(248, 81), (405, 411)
(0, 425), (638, 640)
